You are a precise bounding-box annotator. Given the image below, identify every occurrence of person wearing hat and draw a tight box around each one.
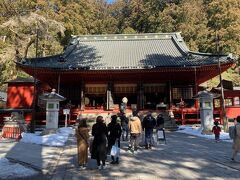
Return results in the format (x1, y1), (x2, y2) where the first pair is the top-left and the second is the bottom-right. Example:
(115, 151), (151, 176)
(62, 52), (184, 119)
(107, 115), (122, 164)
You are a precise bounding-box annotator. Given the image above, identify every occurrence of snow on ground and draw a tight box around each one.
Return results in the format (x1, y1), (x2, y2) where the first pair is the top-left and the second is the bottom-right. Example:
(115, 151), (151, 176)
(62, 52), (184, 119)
(0, 127), (74, 179)
(20, 127), (75, 146)
(0, 157), (38, 179)
(177, 125), (232, 142)
(0, 125), (233, 179)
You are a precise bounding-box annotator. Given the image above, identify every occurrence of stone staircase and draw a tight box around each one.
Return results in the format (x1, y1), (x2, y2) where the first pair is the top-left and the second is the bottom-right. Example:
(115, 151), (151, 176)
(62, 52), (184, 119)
(57, 109), (179, 131)
(160, 111), (178, 131)
(36, 110), (178, 131)
(138, 110), (178, 131)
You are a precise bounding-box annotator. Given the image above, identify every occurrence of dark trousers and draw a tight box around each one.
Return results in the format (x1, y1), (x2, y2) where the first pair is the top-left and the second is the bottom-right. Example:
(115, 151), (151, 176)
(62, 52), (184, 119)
(215, 134), (220, 141)
(97, 158), (105, 166)
(122, 126), (129, 141)
(145, 129), (154, 146)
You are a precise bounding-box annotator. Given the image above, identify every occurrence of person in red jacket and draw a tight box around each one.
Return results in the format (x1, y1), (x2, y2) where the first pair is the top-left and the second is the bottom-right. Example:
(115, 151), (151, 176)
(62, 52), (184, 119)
(212, 121), (221, 142)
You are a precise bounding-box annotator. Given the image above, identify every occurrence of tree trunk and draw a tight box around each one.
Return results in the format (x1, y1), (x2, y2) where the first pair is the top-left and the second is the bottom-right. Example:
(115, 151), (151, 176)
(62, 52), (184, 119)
(24, 36), (36, 58)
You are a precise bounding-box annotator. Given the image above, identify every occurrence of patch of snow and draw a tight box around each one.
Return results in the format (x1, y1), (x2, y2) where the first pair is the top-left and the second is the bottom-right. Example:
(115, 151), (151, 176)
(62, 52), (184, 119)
(57, 127), (75, 135)
(20, 127), (74, 147)
(176, 125), (232, 142)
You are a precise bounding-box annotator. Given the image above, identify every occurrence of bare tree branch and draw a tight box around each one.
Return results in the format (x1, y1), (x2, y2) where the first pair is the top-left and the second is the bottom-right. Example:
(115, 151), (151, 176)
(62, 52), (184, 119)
(1, 12), (65, 58)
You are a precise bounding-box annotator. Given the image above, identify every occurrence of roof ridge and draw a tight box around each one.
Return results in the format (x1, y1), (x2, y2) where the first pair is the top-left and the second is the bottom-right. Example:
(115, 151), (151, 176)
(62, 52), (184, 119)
(188, 51), (230, 57)
(171, 35), (188, 55)
(24, 54), (60, 61)
(72, 32), (181, 37)
(72, 32), (183, 41)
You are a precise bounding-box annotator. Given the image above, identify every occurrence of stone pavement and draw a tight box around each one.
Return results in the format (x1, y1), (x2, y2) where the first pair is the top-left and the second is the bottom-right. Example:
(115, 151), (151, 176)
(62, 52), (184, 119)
(51, 132), (240, 180)
(1, 131), (240, 180)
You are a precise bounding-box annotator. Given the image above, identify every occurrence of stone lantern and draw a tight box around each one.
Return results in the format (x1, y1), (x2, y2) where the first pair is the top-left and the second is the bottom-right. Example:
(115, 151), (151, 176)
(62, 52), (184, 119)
(193, 90), (219, 134)
(39, 89), (65, 130)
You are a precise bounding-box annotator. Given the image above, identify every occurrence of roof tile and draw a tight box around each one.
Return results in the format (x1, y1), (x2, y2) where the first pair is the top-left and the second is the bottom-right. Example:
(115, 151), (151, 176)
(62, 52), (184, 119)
(21, 33), (234, 70)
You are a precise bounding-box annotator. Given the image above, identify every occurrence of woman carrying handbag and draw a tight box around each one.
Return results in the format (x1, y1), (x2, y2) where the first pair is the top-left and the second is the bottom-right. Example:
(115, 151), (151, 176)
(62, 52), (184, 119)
(108, 115), (122, 164)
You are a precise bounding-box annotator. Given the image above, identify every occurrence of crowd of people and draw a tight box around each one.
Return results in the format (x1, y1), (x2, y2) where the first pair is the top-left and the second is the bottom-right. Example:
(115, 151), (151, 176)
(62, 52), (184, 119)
(76, 111), (240, 170)
(75, 110), (165, 170)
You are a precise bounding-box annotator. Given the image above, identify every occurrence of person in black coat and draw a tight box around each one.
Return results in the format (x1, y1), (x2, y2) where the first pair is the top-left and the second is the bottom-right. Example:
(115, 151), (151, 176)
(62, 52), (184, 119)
(91, 116), (108, 170)
(142, 112), (156, 149)
(156, 113), (164, 129)
(107, 115), (122, 164)
(120, 113), (129, 141)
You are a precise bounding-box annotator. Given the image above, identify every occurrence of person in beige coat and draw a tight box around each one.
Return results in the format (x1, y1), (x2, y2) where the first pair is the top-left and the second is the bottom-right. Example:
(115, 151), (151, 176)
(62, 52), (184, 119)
(232, 115), (240, 161)
(76, 119), (90, 169)
(128, 111), (142, 153)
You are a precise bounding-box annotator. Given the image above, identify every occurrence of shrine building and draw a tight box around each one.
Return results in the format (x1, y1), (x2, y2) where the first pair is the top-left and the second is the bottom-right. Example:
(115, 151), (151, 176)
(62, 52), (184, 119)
(10, 32), (236, 124)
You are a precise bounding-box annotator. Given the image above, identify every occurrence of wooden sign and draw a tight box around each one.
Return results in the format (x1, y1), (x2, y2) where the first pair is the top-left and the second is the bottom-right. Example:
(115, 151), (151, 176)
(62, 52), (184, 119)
(63, 109), (70, 115)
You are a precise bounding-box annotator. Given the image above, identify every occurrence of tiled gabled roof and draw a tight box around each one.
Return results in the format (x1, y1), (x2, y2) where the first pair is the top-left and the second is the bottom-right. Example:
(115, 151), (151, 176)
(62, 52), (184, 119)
(5, 77), (35, 83)
(19, 33), (234, 70)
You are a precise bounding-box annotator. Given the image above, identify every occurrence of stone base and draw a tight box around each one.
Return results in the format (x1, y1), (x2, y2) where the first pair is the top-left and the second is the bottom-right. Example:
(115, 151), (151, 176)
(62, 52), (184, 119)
(201, 129), (213, 135)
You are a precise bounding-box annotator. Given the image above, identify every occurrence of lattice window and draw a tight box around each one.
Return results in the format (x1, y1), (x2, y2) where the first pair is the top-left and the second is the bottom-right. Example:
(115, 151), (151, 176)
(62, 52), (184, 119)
(85, 86), (106, 94)
(225, 98), (233, 106)
(214, 98), (234, 107)
(214, 99), (221, 108)
(172, 88), (182, 99)
(172, 87), (193, 99)
(144, 86), (165, 93)
(182, 87), (193, 99)
(114, 86), (137, 93)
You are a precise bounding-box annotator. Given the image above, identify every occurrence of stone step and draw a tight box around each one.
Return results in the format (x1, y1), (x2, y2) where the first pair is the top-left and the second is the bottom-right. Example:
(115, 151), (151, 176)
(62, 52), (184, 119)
(164, 125), (179, 131)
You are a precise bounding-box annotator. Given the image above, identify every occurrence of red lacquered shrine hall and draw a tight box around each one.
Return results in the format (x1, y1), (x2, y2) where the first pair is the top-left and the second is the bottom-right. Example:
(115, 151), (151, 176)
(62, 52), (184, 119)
(15, 32), (235, 124)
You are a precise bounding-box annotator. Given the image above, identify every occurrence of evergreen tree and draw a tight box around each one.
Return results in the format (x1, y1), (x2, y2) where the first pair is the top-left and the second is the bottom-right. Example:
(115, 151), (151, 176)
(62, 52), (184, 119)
(159, 0), (208, 51)
(205, 0), (240, 55)
(0, 0), (239, 90)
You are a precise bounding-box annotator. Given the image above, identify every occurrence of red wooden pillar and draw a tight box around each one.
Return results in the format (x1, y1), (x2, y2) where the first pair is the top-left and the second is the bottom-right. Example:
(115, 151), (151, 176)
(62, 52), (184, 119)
(169, 81), (172, 110)
(137, 83), (144, 110)
(80, 82), (85, 111)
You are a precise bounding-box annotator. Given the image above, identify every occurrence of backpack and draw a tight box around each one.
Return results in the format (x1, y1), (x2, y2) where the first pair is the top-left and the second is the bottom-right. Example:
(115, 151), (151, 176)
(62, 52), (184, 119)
(229, 126), (236, 139)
